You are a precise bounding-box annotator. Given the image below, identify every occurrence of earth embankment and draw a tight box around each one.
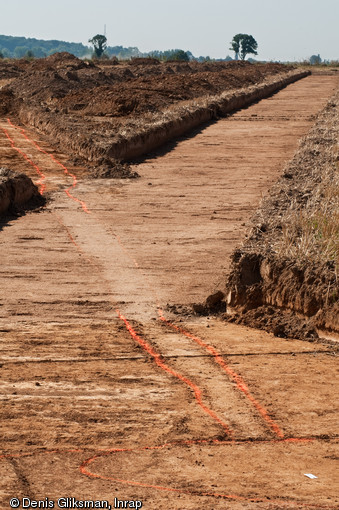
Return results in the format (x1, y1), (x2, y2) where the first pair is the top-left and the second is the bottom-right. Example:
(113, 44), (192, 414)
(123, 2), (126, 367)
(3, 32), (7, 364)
(0, 167), (43, 215)
(1, 53), (309, 174)
(225, 88), (339, 340)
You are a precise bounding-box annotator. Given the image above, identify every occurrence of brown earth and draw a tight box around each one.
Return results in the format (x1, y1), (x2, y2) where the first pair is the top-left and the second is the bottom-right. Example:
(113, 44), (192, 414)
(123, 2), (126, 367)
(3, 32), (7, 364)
(226, 89), (339, 340)
(5, 54), (294, 116)
(1, 53), (301, 175)
(0, 71), (338, 509)
(0, 167), (44, 215)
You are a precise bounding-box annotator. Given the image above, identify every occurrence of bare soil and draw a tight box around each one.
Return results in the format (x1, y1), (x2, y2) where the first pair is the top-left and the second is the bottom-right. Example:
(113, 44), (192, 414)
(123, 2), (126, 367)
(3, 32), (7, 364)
(226, 89), (339, 340)
(0, 167), (44, 215)
(1, 53), (300, 175)
(0, 69), (338, 509)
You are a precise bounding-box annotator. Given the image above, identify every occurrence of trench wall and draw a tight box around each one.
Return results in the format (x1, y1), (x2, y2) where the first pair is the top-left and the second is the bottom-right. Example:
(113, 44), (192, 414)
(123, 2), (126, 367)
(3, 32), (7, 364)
(17, 69), (310, 165)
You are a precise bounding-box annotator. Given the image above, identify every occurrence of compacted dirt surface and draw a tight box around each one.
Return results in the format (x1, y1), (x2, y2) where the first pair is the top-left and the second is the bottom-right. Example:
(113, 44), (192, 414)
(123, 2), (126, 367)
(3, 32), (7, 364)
(1, 74), (338, 509)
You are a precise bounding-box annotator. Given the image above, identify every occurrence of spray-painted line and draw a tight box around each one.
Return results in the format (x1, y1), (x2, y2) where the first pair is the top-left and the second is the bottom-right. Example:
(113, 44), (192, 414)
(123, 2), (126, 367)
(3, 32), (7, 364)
(7, 118), (90, 214)
(1, 127), (46, 194)
(6, 120), (290, 438)
(117, 309), (233, 436)
(159, 311), (284, 439)
(5, 120), (329, 506)
(79, 439), (330, 509)
(109, 229), (285, 437)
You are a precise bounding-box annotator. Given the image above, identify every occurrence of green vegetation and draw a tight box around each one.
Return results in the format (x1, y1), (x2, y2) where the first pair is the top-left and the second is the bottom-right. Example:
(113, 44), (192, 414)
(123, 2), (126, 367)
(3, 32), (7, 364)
(88, 34), (107, 59)
(310, 54), (322, 65)
(0, 34), (89, 58)
(0, 34), (235, 62)
(230, 34), (258, 60)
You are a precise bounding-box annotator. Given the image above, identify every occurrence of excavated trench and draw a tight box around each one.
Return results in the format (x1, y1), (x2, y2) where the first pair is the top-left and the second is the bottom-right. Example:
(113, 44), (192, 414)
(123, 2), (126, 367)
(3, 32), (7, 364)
(1, 73), (338, 509)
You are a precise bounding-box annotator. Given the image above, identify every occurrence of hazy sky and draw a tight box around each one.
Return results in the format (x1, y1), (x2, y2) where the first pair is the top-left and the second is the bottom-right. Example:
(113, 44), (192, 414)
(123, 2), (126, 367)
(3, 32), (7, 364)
(1, 0), (339, 61)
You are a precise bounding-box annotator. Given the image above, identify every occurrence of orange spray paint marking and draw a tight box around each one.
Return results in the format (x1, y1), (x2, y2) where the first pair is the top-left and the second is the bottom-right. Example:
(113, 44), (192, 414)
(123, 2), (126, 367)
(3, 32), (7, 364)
(2, 127), (46, 194)
(116, 309), (233, 437)
(79, 438), (329, 509)
(7, 118), (90, 214)
(158, 309), (284, 439)
(4, 120), (325, 505)
(54, 214), (94, 265)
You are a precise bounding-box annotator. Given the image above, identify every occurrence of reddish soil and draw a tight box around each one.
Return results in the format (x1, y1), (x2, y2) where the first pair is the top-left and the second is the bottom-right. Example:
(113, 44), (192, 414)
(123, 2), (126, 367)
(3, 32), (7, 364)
(0, 73), (338, 509)
(5, 54), (293, 117)
(1, 53), (298, 175)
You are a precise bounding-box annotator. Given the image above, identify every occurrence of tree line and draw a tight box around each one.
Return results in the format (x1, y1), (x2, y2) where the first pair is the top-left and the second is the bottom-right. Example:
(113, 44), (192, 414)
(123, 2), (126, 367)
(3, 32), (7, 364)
(0, 33), (241, 62)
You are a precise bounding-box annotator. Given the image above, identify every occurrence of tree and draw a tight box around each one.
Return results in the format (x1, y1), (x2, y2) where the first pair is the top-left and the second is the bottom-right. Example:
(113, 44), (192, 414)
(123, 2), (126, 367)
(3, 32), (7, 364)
(14, 46), (29, 58)
(230, 34), (258, 60)
(310, 54), (322, 65)
(88, 34), (107, 59)
(168, 49), (190, 62)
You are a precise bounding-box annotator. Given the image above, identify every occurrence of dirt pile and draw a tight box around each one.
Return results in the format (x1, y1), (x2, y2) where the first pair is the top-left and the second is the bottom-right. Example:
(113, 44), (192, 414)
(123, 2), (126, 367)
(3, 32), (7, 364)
(225, 91), (339, 340)
(0, 167), (44, 215)
(8, 58), (294, 116)
(1, 54), (303, 176)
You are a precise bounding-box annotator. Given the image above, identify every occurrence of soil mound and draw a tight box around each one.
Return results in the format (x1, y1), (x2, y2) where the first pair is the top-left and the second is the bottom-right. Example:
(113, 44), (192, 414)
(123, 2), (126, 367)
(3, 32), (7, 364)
(0, 167), (45, 216)
(90, 161), (139, 179)
(224, 90), (339, 340)
(2, 57), (299, 177)
(128, 57), (160, 66)
(8, 59), (294, 114)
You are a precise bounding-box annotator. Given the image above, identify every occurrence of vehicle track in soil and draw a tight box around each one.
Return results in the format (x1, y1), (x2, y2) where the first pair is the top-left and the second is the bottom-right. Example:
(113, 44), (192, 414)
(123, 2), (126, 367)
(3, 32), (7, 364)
(1, 75), (338, 509)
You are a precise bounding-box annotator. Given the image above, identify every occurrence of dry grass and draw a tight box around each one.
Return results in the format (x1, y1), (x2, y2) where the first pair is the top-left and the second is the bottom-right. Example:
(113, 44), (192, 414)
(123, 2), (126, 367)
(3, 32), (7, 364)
(275, 92), (339, 274)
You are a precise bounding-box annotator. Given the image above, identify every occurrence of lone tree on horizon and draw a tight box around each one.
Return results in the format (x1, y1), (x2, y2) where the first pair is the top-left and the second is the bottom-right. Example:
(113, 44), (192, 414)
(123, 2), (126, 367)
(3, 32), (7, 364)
(89, 34), (107, 58)
(230, 34), (258, 60)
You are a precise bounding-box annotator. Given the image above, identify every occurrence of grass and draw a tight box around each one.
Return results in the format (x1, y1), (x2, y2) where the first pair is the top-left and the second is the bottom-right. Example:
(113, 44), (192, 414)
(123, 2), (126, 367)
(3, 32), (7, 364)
(276, 92), (339, 275)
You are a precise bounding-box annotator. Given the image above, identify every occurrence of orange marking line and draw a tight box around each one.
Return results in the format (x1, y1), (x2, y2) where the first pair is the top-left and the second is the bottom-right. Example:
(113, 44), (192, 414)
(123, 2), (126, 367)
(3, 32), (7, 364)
(1, 127), (46, 194)
(116, 309), (233, 437)
(159, 310), (284, 438)
(97, 218), (284, 439)
(79, 439), (329, 509)
(7, 118), (90, 214)
(9, 116), (283, 437)
(5, 120), (331, 507)
(54, 214), (94, 265)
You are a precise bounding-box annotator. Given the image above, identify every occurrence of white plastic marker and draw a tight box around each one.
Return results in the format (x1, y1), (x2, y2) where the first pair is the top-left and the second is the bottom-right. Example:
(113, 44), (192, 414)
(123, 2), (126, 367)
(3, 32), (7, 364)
(304, 474), (318, 479)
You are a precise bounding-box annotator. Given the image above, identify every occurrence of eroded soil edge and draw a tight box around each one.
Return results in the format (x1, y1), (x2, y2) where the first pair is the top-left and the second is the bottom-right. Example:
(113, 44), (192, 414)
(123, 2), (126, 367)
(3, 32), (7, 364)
(225, 89), (339, 340)
(1, 54), (308, 176)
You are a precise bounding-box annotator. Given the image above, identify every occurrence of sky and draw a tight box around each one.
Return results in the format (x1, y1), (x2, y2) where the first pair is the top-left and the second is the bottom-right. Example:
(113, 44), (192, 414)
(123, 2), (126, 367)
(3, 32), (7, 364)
(1, 0), (339, 61)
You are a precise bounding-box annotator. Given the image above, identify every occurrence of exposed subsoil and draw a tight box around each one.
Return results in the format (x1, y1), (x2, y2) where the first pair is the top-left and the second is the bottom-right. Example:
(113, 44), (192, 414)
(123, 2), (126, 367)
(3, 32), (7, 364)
(1, 71), (338, 509)
(5, 53), (293, 115)
(0, 167), (45, 216)
(1, 53), (299, 176)
(225, 90), (339, 340)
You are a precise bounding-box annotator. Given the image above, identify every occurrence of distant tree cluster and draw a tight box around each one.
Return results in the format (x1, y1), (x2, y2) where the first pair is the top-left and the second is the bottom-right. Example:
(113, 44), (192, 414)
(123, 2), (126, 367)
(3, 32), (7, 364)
(0, 34), (89, 59)
(309, 54), (322, 65)
(148, 49), (192, 61)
